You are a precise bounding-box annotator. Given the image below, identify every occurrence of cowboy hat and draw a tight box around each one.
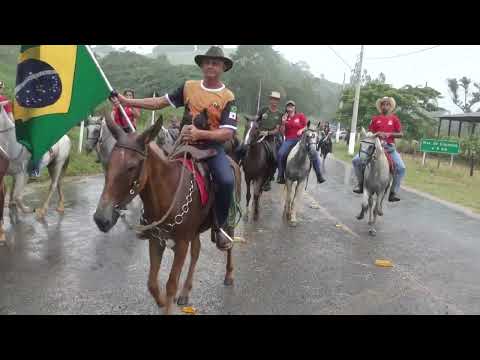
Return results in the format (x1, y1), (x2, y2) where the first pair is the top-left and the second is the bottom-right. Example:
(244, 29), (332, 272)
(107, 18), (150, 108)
(269, 91), (281, 99)
(285, 100), (296, 107)
(194, 46), (233, 72)
(0, 81), (4, 89)
(376, 96), (396, 114)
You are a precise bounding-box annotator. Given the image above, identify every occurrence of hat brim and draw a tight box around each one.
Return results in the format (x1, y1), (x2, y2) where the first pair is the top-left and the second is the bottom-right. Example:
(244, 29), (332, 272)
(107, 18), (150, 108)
(194, 55), (233, 72)
(376, 97), (396, 114)
(286, 101), (296, 107)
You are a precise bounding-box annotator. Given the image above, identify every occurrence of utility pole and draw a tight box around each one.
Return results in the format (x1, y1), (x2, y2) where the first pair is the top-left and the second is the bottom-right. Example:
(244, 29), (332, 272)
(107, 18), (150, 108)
(336, 72), (346, 143)
(348, 45), (364, 155)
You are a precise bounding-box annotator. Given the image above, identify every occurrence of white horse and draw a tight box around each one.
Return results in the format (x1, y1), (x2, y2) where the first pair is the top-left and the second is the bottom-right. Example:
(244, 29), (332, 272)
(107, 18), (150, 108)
(356, 128), (392, 236)
(0, 106), (72, 220)
(283, 125), (319, 226)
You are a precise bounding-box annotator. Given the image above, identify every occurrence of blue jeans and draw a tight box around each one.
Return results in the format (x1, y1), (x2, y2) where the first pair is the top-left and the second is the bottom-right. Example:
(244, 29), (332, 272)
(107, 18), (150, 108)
(352, 143), (406, 193)
(206, 144), (234, 228)
(277, 139), (298, 178)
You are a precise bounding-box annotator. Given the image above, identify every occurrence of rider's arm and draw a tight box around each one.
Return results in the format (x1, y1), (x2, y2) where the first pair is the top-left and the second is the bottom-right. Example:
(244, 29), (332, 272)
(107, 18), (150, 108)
(116, 83), (185, 111)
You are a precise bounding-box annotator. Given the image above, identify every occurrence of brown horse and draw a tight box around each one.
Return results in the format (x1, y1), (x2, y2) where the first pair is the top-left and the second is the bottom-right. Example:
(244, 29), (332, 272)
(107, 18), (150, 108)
(242, 116), (275, 221)
(0, 151), (8, 244)
(93, 116), (241, 315)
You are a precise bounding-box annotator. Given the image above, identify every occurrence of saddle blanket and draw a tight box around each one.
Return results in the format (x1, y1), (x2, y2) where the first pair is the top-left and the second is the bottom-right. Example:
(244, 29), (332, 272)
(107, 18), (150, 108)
(177, 158), (209, 206)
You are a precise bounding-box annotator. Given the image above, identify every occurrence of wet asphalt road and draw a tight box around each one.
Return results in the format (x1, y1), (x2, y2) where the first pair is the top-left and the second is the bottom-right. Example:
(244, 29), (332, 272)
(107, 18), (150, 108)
(1, 157), (480, 315)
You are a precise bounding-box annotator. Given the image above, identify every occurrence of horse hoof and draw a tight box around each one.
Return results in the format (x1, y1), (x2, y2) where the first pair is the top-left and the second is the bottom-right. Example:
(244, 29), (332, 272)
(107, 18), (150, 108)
(56, 207), (65, 214)
(34, 208), (46, 219)
(224, 278), (234, 286)
(377, 211), (383, 217)
(289, 220), (297, 227)
(356, 215), (364, 220)
(177, 296), (189, 306)
(369, 229), (377, 236)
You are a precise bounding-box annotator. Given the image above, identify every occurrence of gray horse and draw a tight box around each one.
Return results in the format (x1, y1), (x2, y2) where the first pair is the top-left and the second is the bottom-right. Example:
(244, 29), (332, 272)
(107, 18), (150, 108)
(85, 115), (176, 170)
(0, 106), (71, 220)
(85, 116), (116, 170)
(355, 128), (392, 236)
(283, 124), (319, 226)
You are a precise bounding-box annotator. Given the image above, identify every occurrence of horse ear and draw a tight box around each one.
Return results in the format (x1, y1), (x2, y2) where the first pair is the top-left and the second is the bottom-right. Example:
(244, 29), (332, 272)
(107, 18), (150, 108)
(138, 116), (164, 146)
(307, 120), (311, 128)
(104, 109), (123, 140)
(361, 127), (367, 137)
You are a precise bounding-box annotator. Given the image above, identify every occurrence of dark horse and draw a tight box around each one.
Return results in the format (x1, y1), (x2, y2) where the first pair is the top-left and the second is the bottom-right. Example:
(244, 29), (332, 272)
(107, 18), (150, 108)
(93, 116), (241, 315)
(0, 151), (8, 244)
(317, 125), (332, 173)
(242, 116), (274, 221)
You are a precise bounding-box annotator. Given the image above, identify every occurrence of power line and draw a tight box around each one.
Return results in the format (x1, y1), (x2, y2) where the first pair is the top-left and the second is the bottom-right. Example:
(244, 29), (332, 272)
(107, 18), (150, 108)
(366, 45), (441, 60)
(327, 46), (352, 70)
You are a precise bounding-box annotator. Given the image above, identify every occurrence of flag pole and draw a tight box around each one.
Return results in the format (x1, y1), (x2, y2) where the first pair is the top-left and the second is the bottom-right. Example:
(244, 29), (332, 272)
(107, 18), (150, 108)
(85, 45), (136, 133)
(151, 92), (156, 126)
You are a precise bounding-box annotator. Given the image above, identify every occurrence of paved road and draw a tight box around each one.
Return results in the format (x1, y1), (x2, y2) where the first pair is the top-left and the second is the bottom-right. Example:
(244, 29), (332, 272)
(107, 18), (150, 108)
(1, 157), (479, 314)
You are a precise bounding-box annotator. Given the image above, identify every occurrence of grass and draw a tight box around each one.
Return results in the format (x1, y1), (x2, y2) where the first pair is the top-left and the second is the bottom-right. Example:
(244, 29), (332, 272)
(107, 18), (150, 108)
(332, 142), (480, 213)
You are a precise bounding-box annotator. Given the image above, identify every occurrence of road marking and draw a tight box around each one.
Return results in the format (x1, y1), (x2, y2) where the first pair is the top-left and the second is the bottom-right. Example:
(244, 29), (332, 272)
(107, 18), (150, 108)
(303, 192), (360, 238)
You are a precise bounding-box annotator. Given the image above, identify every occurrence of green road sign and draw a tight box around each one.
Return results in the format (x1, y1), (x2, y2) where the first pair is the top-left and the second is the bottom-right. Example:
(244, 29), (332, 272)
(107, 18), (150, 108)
(420, 139), (460, 155)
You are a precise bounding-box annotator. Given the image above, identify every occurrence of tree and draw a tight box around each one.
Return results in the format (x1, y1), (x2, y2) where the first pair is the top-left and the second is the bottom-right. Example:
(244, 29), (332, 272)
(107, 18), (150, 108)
(447, 77), (480, 113)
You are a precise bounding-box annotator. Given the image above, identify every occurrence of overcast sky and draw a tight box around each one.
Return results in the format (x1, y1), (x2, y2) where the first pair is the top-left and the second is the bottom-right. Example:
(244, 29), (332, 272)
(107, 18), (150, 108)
(114, 45), (480, 113)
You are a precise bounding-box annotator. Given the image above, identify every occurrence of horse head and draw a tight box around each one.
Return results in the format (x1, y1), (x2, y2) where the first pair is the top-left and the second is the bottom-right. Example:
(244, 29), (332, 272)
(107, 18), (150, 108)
(93, 113), (164, 233)
(301, 122), (319, 153)
(243, 115), (260, 146)
(359, 127), (383, 162)
(85, 117), (103, 154)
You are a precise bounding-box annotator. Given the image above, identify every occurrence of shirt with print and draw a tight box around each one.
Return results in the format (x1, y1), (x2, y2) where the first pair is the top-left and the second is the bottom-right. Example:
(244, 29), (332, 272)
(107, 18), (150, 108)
(257, 106), (283, 131)
(166, 80), (237, 140)
(368, 114), (402, 144)
(284, 112), (307, 140)
(0, 95), (12, 113)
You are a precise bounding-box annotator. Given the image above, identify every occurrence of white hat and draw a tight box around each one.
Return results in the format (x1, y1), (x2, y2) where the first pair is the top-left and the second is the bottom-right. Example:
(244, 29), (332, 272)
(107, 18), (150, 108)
(270, 91), (281, 99)
(376, 97), (396, 114)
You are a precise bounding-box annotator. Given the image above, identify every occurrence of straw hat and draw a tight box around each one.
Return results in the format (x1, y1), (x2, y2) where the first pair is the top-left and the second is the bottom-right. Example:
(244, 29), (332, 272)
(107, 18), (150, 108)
(194, 46), (233, 72)
(376, 96), (396, 114)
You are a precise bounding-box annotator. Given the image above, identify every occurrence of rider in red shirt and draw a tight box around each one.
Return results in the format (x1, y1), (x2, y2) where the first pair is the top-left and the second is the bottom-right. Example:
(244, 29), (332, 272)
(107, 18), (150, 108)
(112, 89), (141, 133)
(276, 100), (326, 184)
(352, 96), (406, 202)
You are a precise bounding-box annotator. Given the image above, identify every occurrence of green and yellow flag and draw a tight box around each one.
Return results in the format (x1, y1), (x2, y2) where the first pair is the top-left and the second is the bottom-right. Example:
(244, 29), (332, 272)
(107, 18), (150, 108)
(13, 45), (110, 162)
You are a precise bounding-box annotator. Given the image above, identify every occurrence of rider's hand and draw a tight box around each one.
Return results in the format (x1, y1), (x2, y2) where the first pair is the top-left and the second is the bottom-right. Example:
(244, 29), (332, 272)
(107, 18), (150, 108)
(109, 91), (127, 107)
(259, 130), (269, 137)
(282, 113), (288, 123)
(181, 125), (202, 143)
(297, 129), (304, 137)
(376, 131), (387, 139)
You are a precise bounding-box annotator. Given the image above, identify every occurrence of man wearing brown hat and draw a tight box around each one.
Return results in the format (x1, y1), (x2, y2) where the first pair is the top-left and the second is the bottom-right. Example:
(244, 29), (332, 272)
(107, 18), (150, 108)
(111, 46), (238, 251)
(352, 96), (406, 202)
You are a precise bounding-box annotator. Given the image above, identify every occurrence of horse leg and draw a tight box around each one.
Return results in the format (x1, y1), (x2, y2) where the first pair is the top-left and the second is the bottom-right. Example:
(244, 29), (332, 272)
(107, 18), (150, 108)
(245, 179), (251, 221)
(148, 239), (167, 308)
(35, 163), (61, 219)
(290, 180), (304, 226)
(56, 161), (68, 213)
(253, 179), (262, 221)
(283, 180), (292, 221)
(164, 240), (189, 315)
(177, 235), (201, 306)
(356, 190), (369, 220)
(367, 195), (374, 226)
(12, 173), (32, 214)
(0, 180), (5, 244)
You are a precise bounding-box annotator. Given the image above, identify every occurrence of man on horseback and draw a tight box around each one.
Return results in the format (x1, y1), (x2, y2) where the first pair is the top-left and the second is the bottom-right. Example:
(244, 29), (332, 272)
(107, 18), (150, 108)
(110, 46), (237, 251)
(253, 91), (284, 191)
(352, 96), (406, 202)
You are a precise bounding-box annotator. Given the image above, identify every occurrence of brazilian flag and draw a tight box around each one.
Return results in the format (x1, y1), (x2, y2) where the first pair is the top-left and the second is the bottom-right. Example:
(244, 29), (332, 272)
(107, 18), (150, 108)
(13, 45), (110, 162)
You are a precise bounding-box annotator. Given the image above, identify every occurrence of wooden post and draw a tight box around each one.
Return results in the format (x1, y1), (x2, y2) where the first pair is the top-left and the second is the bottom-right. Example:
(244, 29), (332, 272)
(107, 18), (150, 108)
(422, 152), (427, 166)
(437, 119), (442, 169)
(458, 120), (462, 137)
